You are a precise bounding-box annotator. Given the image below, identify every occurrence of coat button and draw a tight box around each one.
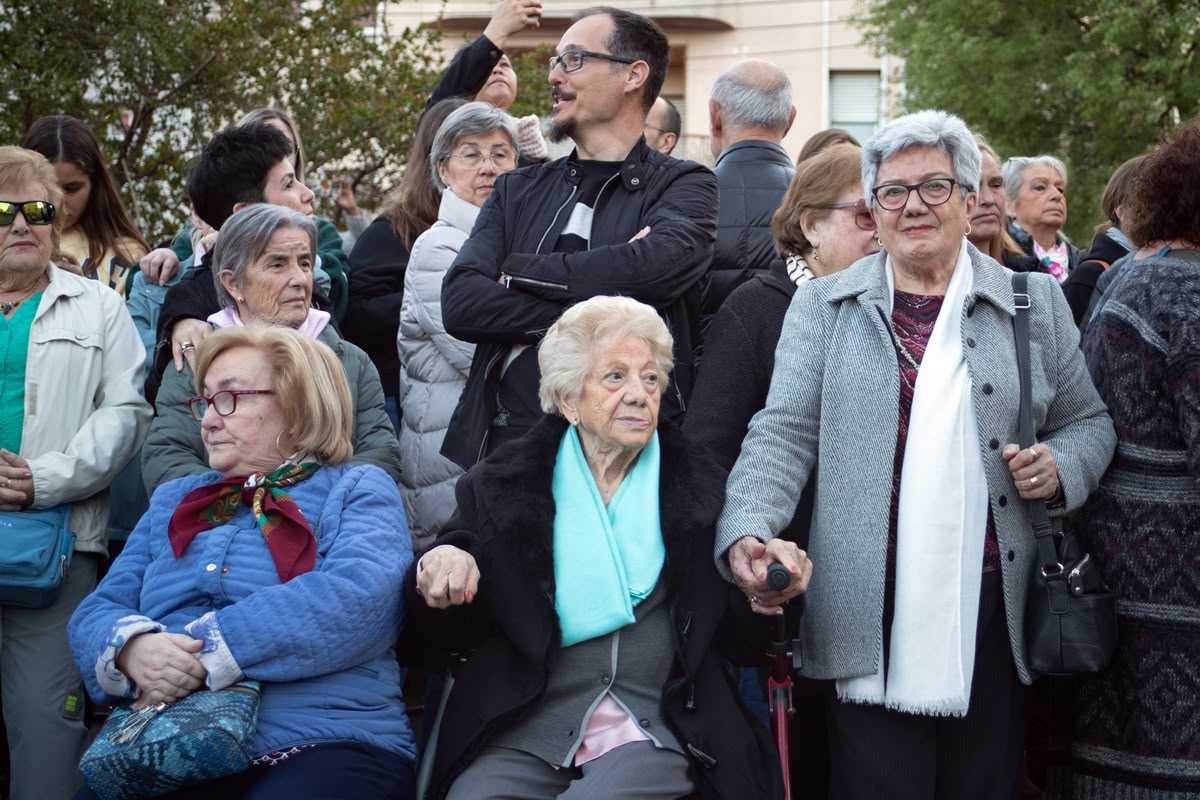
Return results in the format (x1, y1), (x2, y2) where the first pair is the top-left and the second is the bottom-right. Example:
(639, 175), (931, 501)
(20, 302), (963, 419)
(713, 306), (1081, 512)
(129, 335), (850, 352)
(205, 563), (217, 572)
(221, 567), (229, 574)
(998, 495), (1008, 507)
(989, 438), (1000, 450)
(967, 337), (976, 348)
(630, 176), (640, 186)
(966, 305), (975, 318)
(639, 718), (651, 727)
(1007, 550), (1016, 561)
(600, 674), (611, 685)
(982, 383), (994, 395)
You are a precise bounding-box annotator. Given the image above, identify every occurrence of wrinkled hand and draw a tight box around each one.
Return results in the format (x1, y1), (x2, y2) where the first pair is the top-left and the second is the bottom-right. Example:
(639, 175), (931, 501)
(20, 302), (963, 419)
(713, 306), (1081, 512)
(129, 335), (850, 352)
(726, 536), (813, 616)
(416, 545), (480, 609)
(117, 632), (207, 710)
(629, 226), (650, 242)
(140, 248), (182, 286)
(171, 318), (212, 372)
(484, 0), (542, 44)
(1002, 443), (1060, 501)
(0, 450), (34, 510)
(55, 252), (83, 276)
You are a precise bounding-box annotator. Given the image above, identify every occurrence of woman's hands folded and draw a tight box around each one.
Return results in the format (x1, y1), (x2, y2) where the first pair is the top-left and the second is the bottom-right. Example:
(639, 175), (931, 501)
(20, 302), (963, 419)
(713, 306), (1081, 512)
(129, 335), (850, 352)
(117, 632), (208, 710)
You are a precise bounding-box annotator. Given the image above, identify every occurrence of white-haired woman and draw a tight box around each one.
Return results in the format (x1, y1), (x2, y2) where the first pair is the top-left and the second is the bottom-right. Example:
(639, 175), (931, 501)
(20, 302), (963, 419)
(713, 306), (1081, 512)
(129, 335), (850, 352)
(1003, 154), (1080, 282)
(398, 101), (518, 551)
(400, 295), (801, 800)
(716, 110), (1115, 799)
(143, 204), (400, 494)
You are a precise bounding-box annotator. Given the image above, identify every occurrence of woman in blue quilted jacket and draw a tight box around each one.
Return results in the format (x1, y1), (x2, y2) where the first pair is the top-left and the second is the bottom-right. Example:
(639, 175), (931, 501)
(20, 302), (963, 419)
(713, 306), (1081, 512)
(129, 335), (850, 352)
(69, 326), (416, 799)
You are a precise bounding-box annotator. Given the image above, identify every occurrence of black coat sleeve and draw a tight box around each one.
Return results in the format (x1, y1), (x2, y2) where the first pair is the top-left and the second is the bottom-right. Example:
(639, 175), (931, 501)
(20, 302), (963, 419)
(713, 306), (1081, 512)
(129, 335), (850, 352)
(424, 35), (503, 112)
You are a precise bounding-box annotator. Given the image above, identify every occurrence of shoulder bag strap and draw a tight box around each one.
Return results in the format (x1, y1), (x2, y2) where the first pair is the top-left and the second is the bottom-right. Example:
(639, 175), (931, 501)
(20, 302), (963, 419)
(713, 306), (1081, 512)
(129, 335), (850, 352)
(1011, 272), (1062, 576)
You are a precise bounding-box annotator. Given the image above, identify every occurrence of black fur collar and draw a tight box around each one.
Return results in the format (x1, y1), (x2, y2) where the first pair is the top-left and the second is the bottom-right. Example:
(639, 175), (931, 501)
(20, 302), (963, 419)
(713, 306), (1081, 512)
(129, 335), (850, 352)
(472, 414), (727, 598)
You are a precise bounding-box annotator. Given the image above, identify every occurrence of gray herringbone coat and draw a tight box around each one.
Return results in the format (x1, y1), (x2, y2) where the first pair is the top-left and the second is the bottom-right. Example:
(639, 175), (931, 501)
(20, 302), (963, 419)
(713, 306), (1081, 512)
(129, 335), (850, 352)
(715, 245), (1115, 685)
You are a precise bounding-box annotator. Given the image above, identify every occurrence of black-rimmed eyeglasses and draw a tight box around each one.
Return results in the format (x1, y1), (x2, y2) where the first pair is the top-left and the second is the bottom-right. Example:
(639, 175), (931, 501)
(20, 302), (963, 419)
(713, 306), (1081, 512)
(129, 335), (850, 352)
(187, 390), (274, 421)
(548, 50), (637, 75)
(0, 200), (55, 226)
(872, 178), (959, 211)
(816, 200), (875, 231)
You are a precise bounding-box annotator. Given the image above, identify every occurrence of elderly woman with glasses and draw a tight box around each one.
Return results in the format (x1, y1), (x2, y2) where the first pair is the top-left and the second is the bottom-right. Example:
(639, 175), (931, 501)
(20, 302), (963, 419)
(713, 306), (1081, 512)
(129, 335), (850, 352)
(70, 326), (417, 799)
(0, 146), (151, 799)
(401, 295), (795, 800)
(715, 110), (1116, 800)
(398, 102), (518, 551)
(142, 204), (400, 495)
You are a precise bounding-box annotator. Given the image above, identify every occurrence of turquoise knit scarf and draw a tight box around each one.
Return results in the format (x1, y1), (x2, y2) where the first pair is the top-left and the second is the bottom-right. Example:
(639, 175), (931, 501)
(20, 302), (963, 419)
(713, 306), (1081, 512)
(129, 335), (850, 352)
(552, 426), (664, 647)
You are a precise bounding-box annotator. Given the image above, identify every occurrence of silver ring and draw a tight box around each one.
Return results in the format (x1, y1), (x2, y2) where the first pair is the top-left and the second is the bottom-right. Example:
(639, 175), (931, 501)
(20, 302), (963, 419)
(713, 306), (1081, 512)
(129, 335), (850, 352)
(1030, 475), (1039, 486)
(181, 343), (195, 353)
(748, 595), (759, 604)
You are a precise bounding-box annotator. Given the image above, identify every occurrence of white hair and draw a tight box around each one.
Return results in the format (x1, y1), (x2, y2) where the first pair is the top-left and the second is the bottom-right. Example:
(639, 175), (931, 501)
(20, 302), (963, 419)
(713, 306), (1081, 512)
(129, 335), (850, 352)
(710, 62), (793, 134)
(1001, 155), (1068, 205)
(861, 109), (981, 209)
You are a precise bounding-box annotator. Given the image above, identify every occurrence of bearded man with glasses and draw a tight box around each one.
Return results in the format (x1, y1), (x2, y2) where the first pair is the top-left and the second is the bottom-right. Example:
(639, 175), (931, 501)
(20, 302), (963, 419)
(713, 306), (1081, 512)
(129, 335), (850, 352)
(439, 5), (718, 468)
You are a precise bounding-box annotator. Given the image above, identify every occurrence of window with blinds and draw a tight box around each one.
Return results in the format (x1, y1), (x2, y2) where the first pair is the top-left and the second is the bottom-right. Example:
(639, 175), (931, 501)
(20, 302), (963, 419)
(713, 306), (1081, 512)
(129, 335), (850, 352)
(830, 72), (881, 143)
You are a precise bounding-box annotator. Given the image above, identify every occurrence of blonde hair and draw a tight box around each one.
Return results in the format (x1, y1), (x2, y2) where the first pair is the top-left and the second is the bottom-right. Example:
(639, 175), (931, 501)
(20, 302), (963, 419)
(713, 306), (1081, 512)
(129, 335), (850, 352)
(974, 136), (1026, 264)
(0, 146), (64, 254)
(537, 296), (674, 416)
(194, 326), (353, 465)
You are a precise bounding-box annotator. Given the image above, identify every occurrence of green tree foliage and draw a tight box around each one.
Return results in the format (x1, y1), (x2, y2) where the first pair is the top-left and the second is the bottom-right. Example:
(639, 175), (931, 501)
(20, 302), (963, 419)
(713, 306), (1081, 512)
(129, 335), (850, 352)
(0, 0), (443, 244)
(856, 0), (1200, 243)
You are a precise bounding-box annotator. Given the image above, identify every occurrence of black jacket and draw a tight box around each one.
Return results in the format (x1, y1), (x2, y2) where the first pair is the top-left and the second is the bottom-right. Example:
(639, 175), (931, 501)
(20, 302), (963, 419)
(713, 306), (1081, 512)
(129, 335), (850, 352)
(1060, 228), (1132, 328)
(400, 415), (785, 800)
(344, 216), (412, 398)
(703, 140), (794, 318)
(685, 262), (814, 550)
(439, 139), (718, 468)
(424, 34), (504, 113)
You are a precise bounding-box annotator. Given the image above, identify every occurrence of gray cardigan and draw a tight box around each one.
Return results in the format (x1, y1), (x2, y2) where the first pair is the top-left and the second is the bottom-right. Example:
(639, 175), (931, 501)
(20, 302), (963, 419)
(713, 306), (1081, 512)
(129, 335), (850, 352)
(714, 245), (1115, 685)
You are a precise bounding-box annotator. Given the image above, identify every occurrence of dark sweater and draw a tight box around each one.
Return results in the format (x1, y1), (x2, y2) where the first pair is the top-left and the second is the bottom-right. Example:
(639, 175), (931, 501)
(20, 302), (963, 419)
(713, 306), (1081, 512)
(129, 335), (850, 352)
(344, 216), (413, 398)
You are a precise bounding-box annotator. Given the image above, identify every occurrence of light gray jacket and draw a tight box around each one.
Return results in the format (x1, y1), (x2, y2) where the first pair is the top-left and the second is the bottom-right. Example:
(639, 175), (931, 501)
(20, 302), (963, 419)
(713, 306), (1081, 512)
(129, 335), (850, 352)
(25, 264), (152, 554)
(714, 245), (1116, 684)
(397, 189), (477, 549)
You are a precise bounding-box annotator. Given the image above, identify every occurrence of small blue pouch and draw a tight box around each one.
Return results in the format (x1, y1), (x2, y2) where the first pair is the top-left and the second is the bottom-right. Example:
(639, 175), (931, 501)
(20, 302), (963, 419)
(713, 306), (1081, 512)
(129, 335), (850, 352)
(0, 505), (74, 608)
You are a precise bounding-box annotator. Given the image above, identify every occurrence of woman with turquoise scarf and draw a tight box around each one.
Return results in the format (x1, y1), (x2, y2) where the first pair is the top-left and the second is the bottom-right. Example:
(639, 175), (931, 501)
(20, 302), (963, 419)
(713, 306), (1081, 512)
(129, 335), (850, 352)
(400, 295), (809, 800)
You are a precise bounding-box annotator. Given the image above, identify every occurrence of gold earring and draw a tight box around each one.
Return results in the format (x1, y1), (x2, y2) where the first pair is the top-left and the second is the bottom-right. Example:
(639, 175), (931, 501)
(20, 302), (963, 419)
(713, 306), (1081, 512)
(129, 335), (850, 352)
(811, 247), (820, 263)
(965, 222), (973, 237)
(876, 235), (884, 247)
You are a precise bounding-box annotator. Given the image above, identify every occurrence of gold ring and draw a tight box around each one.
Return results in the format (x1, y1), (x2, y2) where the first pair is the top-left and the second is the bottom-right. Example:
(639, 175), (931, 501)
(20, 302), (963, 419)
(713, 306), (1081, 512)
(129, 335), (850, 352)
(1030, 475), (1038, 486)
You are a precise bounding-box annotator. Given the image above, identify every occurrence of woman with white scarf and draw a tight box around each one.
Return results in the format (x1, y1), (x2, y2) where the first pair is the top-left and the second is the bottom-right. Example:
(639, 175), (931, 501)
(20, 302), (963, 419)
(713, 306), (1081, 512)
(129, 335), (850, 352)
(714, 110), (1115, 799)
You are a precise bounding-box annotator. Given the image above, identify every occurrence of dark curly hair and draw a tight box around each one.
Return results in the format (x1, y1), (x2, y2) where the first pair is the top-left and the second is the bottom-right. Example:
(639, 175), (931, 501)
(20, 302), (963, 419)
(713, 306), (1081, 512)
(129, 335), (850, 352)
(1123, 120), (1200, 248)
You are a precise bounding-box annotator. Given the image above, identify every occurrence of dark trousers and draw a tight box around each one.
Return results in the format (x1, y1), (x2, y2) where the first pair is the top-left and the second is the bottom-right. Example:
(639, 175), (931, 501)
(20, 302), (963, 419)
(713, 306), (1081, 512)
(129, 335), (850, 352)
(75, 742), (415, 800)
(826, 571), (1030, 800)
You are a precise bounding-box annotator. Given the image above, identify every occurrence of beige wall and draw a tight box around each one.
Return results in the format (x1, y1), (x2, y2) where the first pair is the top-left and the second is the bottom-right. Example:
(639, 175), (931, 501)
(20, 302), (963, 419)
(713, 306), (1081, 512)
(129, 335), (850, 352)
(380, 0), (890, 163)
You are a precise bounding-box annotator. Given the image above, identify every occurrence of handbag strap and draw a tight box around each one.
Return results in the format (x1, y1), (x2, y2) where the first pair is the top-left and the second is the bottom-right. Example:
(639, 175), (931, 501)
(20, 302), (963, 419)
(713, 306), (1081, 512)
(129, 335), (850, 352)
(1011, 273), (1061, 576)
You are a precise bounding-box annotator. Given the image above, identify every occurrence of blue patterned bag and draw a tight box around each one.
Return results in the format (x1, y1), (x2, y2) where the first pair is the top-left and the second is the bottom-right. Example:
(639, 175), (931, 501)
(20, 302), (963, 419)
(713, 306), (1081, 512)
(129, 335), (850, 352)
(79, 681), (261, 800)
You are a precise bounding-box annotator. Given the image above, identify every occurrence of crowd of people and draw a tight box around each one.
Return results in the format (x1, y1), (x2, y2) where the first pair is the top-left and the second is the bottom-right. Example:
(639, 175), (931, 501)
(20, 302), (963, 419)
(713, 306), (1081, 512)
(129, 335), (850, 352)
(0, 3), (1195, 799)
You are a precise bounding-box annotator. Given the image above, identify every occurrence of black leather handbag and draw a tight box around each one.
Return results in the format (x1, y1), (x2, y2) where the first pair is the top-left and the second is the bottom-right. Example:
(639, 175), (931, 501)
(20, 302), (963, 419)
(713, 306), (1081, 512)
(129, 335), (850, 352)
(1012, 273), (1117, 676)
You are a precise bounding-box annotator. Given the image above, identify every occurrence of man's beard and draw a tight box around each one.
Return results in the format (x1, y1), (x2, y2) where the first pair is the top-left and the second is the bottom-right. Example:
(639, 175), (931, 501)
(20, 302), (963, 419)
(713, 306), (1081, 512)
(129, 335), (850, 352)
(549, 117), (577, 143)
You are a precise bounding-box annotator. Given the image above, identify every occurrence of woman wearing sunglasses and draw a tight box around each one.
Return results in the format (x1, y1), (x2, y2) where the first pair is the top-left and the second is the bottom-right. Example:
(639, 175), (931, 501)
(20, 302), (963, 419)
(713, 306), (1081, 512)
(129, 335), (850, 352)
(141, 203), (400, 496)
(0, 146), (151, 798)
(716, 111), (1115, 799)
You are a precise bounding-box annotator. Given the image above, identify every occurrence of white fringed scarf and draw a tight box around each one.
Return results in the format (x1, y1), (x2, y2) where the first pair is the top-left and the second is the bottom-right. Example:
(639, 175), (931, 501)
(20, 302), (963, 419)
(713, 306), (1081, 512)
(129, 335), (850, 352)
(837, 240), (989, 717)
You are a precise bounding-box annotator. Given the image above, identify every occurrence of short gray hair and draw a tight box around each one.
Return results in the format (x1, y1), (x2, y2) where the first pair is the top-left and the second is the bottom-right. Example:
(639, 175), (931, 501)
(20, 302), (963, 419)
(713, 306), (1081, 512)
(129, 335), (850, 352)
(212, 204), (317, 310)
(710, 61), (793, 134)
(429, 102), (519, 191)
(537, 296), (674, 416)
(1001, 155), (1068, 206)
(861, 109), (981, 209)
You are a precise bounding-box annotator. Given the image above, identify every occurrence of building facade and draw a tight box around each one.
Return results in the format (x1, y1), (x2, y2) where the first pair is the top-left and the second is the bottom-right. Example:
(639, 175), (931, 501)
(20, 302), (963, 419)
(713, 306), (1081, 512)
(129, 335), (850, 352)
(380, 0), (894, 164)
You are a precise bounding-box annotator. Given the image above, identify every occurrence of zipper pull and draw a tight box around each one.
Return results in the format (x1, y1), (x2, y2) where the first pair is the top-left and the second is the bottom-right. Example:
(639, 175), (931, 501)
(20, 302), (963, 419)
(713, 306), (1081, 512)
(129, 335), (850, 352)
(109, 702), (166, 744)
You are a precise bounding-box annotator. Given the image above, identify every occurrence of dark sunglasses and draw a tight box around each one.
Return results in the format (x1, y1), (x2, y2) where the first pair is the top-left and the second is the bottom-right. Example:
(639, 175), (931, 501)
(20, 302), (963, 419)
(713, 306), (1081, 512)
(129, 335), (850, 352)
(817, 200), (875, 232)
(0, 200), (56, 226)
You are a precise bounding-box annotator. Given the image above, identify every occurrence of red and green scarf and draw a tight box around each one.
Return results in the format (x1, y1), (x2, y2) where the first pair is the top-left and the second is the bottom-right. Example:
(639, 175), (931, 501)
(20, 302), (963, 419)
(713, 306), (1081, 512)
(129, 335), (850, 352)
(168, 463), (321, 583)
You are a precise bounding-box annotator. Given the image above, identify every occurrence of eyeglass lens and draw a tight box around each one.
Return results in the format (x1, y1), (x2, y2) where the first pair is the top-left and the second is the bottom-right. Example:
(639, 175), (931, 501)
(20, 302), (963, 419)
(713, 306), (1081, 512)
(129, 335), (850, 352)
(0, 200), (55, 226)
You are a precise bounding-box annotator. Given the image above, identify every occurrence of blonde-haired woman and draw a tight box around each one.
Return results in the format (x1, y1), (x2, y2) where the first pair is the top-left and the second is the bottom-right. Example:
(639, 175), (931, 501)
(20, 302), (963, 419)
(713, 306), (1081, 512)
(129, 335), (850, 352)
(70, 326), (418, 799)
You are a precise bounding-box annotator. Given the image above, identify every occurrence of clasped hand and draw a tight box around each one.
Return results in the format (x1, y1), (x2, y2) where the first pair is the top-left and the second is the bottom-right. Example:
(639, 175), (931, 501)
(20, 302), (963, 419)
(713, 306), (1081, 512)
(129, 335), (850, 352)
(117, 632), (208, 710)
(415, 545), (480, 609)
(726, 537), (813, 616)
